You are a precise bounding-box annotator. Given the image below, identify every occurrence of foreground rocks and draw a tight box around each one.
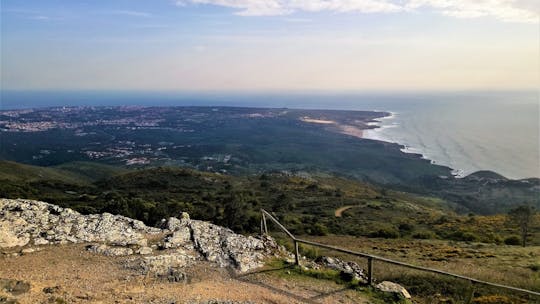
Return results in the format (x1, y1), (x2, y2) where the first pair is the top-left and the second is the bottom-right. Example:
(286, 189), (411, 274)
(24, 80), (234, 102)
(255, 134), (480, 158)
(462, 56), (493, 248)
(0, 198), (412, 303)
(315, 256), (368, 282)
(0, 198), (282, 277)
(375, 281), (412, 299)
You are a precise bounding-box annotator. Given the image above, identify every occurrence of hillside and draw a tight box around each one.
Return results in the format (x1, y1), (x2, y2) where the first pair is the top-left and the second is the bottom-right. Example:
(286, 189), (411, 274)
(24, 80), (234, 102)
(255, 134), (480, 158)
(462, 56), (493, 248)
(0, 160), (126, 184)
(0, 198), (411, 303)
(1, 162), (538, 247)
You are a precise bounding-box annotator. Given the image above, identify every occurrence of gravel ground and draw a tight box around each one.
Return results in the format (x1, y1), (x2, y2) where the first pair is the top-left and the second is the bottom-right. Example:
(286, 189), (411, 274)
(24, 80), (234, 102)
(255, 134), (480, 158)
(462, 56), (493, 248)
(0, 244), (370, 304)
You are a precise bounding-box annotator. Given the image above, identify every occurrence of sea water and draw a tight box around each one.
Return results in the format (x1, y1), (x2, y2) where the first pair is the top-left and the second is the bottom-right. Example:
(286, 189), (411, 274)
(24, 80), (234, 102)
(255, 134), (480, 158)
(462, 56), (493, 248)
(361, 92), (540, 179)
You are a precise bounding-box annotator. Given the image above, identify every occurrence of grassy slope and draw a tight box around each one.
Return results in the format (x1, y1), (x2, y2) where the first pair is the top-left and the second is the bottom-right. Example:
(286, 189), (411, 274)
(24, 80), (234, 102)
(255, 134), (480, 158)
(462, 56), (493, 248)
(0, 160), (90, 184)
(0, 162), (537, 246)
(0, 160), (127, 184)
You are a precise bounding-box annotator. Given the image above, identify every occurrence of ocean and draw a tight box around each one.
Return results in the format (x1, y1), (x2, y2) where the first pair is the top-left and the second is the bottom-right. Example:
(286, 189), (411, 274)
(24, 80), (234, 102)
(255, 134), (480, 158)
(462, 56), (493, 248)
(2, 90), (538, 179)
(361, 92), (540, 179)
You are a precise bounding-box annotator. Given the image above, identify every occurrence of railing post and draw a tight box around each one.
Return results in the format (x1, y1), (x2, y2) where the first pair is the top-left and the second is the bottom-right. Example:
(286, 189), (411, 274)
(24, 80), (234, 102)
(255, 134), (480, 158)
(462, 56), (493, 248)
(294, 240), (300, 266)
(262, 213), (268, 235)
(367, 257), (373, 285)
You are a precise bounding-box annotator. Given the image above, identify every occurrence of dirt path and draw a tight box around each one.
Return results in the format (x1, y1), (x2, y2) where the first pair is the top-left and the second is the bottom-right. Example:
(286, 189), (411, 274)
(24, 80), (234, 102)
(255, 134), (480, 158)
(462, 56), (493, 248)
(335, 205), (357, 217)
(0, 244), (371, 303)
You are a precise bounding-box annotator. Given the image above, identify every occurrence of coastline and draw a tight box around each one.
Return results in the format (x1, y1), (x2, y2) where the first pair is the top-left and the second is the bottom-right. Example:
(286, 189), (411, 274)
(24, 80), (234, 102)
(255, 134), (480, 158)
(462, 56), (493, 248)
(362, 112), (466, 178)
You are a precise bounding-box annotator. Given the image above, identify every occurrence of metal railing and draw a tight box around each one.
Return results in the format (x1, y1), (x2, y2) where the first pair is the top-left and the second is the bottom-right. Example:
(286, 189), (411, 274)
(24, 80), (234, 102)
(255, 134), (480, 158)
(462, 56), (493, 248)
(260, 209), (540, 298)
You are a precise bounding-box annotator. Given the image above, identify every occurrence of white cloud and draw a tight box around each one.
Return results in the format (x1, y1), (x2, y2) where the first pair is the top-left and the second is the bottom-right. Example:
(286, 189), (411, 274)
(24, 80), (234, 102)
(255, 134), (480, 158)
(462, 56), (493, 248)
(175, 0), (539, 23)
(176, 0), (402, 15)
(407, 0), (539, 23)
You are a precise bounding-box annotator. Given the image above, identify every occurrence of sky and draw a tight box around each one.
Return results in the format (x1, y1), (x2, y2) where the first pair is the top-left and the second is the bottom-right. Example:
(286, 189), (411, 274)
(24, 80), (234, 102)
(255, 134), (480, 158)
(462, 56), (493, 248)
(1, 0), (539, 92)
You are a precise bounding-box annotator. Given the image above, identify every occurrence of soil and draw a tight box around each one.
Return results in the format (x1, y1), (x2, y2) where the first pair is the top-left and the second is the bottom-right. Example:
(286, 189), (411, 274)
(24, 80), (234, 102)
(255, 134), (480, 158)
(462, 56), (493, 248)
(0, 244), (370, 304)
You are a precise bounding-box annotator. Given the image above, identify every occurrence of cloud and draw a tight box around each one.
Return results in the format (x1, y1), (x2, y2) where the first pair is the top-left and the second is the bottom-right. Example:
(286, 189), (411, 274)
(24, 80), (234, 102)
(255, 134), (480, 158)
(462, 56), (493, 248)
(407, 0), (539, 23)
(175, 0), (402, 15)
(175, 0), (539, 23)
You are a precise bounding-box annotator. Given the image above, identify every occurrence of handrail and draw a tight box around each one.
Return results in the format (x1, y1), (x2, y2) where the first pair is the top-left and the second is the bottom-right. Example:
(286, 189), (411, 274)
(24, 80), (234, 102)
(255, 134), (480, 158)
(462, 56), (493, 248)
(260, 209), (540, 298)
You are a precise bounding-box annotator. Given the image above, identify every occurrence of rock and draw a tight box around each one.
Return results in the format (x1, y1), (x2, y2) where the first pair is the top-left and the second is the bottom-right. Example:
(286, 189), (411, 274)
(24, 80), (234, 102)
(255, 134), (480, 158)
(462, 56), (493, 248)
(34, 238), (49, 245)
(136, 246), (153, 255)
(190, 220), (272, 272)
(42, 286), (61, 294)
(21, 248), (36, 254)
(1, 199), (283, 274)
(161, 217), (180, 231)
(86, 244), (134, 256)
(163, 268), (187, 283)
(0, 279), (31, 296)
(0, 220), (30, 248)
(128, 251), (194, 279)
(316, 256), (367, 282)
(375, 281), (411, 299)
(0, 199), (161, 249)
(163, 227), (191, 249)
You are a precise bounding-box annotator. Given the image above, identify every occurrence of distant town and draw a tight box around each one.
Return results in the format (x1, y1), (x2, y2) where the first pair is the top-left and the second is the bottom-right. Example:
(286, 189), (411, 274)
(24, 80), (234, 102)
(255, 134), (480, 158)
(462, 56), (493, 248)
(0, 106), (384, 173)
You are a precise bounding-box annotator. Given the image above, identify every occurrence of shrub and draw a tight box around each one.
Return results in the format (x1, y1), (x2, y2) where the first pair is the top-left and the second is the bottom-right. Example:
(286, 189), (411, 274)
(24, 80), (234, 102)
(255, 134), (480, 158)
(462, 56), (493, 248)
(387, 274), (471, 302)
(527, 264), (540, 272)
(412, 231), (436, 239)
(503, 236), (521, 246)
(368, 225), (400, 239)
(308, 223), (329, 236)
(398, 222), (415, 232)
(448, 230), (479, 242)
(299, 244), (320, 259)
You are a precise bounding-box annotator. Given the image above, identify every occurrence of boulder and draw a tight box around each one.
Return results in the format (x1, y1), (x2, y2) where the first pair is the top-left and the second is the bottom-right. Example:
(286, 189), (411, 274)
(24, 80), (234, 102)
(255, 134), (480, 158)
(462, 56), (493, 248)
(375, 281), (411, 299)
(163, 226), (191, 249)
(136, 246), (153, 255)
(190, 220), (273, 272)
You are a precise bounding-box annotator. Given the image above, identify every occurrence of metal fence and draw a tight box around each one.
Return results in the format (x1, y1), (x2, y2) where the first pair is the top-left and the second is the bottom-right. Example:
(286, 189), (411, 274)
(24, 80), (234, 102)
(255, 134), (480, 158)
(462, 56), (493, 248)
(260, 209), (540, 298)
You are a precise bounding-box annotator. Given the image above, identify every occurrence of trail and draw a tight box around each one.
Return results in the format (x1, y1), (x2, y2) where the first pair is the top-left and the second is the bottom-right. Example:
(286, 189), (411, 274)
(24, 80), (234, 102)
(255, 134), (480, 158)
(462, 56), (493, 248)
(335, 205), (358, 217)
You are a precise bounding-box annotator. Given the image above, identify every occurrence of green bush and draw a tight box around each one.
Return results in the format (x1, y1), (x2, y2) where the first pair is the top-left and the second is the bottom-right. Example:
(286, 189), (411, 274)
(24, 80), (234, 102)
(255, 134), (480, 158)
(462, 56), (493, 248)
(527, 264), (540, 272)
(387, 274), (471, 302)
(412, 230), (436, 239)
(503, 236), (521, 246)
(448, 230), (479, 242)
(368, 225), (400, 239)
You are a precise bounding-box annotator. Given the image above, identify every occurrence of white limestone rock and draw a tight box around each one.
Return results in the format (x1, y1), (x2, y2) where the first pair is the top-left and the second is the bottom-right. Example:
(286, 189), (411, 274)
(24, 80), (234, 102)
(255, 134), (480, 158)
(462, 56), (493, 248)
(375, 281), (412, 299)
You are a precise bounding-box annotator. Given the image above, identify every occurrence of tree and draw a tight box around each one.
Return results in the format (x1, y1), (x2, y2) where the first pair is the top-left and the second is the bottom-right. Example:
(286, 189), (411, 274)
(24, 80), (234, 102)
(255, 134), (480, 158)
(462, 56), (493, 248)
(507, 205), (535, 247)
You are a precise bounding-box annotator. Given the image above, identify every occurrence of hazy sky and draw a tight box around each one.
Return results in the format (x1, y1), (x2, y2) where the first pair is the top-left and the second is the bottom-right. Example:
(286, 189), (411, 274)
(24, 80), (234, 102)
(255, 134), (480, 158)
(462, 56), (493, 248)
(1, 0), (539, 91)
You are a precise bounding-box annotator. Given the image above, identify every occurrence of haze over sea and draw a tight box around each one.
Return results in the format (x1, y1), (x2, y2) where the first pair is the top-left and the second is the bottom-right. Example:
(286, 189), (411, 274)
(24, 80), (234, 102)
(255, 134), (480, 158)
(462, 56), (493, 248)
(2, 90), (538, 179)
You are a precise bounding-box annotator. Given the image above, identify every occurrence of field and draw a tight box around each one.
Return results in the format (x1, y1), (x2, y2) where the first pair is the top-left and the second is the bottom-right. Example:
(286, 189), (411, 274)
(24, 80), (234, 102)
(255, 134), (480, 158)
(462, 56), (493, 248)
(271, 234), (540, 303)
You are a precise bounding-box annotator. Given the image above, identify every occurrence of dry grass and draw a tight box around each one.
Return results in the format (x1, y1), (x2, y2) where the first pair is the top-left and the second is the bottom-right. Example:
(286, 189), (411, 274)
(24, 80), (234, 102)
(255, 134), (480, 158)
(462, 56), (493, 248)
(294, 235), (540, 303)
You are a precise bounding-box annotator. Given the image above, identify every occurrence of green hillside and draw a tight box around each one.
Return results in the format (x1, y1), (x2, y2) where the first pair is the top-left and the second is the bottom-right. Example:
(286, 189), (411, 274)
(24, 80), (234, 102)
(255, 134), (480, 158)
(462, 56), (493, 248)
(0, 162), (537, 247)
(0, 160), (89, 184)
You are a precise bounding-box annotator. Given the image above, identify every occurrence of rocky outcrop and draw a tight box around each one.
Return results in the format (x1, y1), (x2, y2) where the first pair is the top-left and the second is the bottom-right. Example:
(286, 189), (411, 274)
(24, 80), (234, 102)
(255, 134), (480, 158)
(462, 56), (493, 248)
(0, 199), (159, 248)
(0, 199), (281, 275)
(315, 256), (368, 282)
